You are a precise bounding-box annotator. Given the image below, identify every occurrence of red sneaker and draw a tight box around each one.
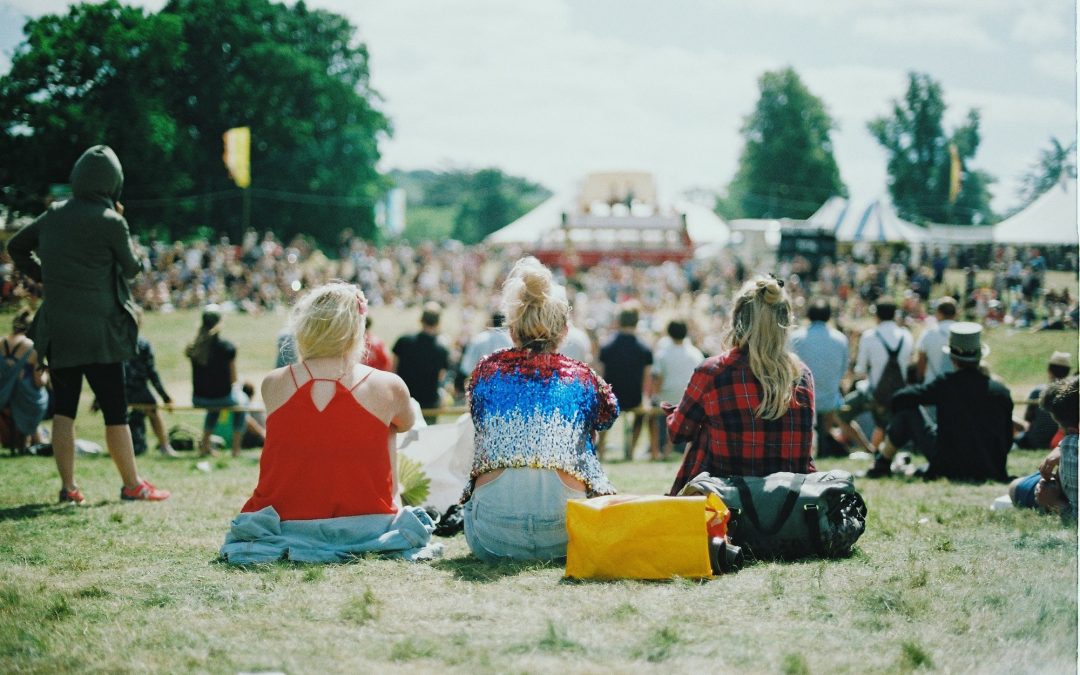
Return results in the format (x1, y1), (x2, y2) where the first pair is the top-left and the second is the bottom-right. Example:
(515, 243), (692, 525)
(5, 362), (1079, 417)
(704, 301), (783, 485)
(120, 480), (171, 501)
(58, 487), (86, 506)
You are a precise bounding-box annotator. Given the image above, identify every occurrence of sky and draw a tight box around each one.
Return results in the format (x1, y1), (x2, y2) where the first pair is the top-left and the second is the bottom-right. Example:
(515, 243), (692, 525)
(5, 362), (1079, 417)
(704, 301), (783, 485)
(1, 0), (1076, 215)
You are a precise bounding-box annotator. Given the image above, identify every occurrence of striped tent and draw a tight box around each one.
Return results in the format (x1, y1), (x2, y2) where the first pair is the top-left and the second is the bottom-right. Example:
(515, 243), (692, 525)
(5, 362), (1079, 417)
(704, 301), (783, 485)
(807, 197), (928, 244)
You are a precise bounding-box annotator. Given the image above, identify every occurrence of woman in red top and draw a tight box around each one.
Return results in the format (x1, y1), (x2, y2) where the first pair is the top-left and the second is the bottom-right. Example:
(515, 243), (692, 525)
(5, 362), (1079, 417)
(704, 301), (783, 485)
(241, 281), (415, 520)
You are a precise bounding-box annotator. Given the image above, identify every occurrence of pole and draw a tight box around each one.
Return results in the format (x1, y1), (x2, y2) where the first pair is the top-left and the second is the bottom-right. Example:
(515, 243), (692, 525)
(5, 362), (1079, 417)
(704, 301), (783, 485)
(242, 186), (251, 239)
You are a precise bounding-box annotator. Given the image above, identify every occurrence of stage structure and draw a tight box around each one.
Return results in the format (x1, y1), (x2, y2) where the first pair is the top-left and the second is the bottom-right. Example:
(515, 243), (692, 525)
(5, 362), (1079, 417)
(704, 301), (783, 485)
(487, 172), (728, 269)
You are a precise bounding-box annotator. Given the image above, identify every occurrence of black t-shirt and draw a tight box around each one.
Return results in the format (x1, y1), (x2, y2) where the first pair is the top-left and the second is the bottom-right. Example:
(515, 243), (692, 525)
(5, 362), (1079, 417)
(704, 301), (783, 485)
(191, 337), (237, 399)
(599, 332), (654, 409)
(393, 332), (450, 408)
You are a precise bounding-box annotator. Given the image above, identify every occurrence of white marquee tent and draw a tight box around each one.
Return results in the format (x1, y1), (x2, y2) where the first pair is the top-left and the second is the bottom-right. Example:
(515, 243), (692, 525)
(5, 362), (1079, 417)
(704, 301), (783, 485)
(993, 178), (1078, 245)
(807, 196), (928, 244)
(485, 195), (730, 247)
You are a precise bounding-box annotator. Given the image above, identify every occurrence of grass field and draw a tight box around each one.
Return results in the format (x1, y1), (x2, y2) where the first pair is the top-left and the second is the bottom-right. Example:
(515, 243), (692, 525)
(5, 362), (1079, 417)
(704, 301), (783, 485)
(0, 304), (1077, 673)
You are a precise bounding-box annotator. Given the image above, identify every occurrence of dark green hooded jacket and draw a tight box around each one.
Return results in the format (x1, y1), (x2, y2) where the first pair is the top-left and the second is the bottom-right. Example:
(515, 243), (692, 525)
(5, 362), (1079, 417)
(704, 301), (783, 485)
(8, 145), (142, 368)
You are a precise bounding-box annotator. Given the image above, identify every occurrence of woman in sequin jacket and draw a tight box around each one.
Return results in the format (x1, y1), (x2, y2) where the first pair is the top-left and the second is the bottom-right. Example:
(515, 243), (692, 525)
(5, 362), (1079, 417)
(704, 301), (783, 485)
(462, 256), (619, 562)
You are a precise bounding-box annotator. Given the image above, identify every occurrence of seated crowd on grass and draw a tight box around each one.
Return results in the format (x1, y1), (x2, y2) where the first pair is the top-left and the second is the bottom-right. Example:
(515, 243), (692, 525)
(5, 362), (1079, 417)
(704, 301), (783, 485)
(1, 145), (1075, 565)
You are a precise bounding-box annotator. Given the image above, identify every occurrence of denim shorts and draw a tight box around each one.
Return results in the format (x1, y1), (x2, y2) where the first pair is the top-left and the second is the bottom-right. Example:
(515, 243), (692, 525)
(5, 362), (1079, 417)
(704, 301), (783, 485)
(1012, 472), (1042, 509)
(463, 468), (587, 562)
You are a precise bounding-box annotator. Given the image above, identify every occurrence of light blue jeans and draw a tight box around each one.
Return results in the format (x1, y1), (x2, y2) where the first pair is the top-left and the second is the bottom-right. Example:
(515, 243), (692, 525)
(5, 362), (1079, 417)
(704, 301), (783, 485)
(463, 468), (587, 562)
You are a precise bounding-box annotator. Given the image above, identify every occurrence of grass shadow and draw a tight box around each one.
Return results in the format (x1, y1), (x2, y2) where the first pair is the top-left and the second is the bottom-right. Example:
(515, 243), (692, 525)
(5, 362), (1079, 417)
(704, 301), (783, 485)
(0, 502), (102, 522)
(432, 554), (560, 582)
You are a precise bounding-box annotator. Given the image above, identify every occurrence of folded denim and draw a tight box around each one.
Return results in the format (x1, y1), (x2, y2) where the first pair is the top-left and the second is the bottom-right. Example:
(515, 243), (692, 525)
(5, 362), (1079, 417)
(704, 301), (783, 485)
(220, 505), (443, 564)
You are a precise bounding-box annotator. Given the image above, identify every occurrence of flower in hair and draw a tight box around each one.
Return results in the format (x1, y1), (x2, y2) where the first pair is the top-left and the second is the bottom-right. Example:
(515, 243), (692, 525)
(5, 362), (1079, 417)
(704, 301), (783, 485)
(356, 291), (368, 316)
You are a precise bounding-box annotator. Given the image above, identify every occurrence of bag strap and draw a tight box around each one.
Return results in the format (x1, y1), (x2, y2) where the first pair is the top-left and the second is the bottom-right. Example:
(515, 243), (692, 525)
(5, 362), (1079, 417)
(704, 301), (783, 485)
(875, 331), (903, 357)
(731, 473), (806, 536)
(802, 503), (827, 557)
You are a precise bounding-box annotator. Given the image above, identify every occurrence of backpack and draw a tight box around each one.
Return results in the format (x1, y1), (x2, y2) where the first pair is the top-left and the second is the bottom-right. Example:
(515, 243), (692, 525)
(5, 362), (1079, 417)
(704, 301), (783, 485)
(872, 331), (906, 408)
(679, 471), (867, 560)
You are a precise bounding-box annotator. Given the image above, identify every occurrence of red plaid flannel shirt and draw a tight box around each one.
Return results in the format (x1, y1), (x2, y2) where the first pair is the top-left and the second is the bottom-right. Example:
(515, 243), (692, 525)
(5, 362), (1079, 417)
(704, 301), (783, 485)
(668, 347), (816, 495)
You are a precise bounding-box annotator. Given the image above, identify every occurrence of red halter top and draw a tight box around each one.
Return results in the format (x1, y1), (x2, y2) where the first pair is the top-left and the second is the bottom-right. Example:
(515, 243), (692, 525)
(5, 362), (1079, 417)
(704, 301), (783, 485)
(241, 363), (396, 520)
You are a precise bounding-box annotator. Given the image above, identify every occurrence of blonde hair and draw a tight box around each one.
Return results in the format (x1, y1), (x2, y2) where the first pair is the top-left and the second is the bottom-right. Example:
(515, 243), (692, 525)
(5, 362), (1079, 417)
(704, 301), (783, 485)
(725, 276), (801, 420)
(290, 281), (367, 361)
(501, 256), (569, 352)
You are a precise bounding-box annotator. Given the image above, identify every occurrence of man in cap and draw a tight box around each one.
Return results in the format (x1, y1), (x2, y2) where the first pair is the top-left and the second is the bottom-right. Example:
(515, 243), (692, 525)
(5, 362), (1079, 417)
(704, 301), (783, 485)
(863, 322), (1013, 482)
(1014, 351), (1073, 449)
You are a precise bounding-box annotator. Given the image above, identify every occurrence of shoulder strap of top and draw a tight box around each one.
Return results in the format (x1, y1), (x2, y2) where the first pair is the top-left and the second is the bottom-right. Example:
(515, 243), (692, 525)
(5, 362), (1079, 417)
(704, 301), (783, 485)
(288, 363), (299, 388)
(348, 366), (376, 392)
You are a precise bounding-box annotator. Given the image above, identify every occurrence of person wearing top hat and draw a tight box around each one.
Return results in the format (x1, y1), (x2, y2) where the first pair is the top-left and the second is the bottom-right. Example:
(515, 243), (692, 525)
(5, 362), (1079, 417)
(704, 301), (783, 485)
(1014, 351), (1073, 450)
(863, 322), (1013, 482)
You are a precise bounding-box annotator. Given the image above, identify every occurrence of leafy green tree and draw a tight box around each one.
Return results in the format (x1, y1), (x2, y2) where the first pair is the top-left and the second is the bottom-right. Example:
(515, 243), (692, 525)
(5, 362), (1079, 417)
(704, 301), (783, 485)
(1017, 137), (1076, 208)
(868, 72), (994, 224)
(389, 168), (549, 244)
(161, 0), (390, 243)
(451, 169), (549, 244)
(0, 2), (189, 215)
(720, 67), (845, 220)
(0, 0), (389, 244)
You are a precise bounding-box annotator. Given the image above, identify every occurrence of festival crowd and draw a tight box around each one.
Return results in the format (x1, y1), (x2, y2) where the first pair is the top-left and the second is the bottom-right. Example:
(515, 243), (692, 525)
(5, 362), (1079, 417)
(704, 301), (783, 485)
(2, 146), (1076, 566)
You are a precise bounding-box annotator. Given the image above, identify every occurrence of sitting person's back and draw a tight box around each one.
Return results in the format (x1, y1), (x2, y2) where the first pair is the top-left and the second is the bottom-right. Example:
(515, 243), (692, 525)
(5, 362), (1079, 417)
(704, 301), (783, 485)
(244, 361), (403, 520)
(667, 276), (815, 495)
(221, 283), (436, 565)
(462, 256), (619, 562)
(247, 285), (414, 520)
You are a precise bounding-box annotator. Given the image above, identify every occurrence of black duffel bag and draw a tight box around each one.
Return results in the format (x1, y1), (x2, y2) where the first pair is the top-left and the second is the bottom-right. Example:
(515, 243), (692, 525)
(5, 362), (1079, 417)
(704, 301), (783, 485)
(679, 470), (867, 560)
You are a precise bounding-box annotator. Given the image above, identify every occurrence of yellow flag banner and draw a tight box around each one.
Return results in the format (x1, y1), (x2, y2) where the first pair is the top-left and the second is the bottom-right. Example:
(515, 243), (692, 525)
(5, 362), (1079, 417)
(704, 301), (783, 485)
(223, 126), (251, 189)
(948, 143), (961, 204)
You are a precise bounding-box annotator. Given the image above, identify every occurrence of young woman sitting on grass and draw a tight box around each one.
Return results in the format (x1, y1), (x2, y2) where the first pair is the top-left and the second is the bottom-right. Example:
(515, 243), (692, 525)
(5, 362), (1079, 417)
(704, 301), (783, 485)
(221, 282), (438, 563)
(666, 275), (815, 495)
(462, 256), (619, 562)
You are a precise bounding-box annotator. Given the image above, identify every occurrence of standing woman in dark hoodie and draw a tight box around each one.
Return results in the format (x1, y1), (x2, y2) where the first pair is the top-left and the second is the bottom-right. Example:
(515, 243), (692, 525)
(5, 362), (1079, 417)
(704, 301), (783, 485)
(8, 145), (170, 503)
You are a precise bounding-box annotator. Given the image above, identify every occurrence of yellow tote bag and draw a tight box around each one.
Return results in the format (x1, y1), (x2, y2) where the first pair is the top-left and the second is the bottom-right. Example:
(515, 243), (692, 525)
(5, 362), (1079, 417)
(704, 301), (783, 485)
(564, 494), (725, 580)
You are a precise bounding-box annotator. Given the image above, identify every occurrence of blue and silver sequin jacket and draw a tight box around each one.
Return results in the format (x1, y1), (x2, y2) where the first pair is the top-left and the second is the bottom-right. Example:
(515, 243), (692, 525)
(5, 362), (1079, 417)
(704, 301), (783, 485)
(461, 348), (619, 502)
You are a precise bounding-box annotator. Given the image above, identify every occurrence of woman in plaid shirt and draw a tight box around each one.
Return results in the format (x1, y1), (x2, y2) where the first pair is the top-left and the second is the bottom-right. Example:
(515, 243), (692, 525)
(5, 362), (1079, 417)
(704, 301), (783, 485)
(667, 275), (815, 495)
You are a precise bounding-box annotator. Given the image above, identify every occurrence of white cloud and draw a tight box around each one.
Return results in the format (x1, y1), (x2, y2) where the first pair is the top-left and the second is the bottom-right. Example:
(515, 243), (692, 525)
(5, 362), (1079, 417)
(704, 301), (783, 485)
(1011, 9), (1072, 45)
(852, 13), (995, 51)
(352, 0), (780, 198)
(1031, 51), (1077, 83)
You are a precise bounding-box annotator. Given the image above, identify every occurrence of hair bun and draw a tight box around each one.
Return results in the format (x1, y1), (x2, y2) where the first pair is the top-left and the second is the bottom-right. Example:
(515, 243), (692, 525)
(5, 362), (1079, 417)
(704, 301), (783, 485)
(521, 271), (550, 305)
(759, 279), (782, 305)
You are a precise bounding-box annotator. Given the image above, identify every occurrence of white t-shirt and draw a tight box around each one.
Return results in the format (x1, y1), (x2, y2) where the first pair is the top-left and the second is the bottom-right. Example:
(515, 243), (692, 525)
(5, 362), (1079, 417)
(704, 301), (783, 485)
(854, 321), (914, 389)
(653, 340), (705, 404)
(915, 319), (955, 382)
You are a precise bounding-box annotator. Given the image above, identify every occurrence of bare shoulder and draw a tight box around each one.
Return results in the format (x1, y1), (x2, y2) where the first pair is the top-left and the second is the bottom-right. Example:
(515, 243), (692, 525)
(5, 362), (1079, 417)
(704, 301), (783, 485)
(261, 365), (297, 412)
(363, 368), (410, 402)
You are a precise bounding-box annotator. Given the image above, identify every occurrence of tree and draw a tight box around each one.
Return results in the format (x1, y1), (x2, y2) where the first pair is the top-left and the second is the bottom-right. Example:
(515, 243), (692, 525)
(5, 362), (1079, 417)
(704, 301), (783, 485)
(450, 169), (549, 245)
(0, 0), (390, 244)
(868, 72), (994, 225)
(1017, 137), (1076, 208)
(720, 67), (845, 220)
(0, 2), (189, 215)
